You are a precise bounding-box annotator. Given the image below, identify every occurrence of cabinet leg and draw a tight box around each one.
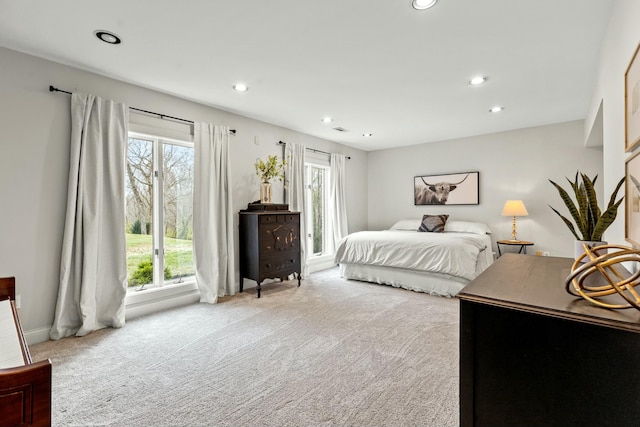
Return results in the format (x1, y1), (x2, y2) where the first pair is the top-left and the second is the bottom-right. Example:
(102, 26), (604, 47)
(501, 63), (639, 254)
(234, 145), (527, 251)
(240, 277), (244, 292)
(298, 273), (301, 287)
(257, 282), (261, 298)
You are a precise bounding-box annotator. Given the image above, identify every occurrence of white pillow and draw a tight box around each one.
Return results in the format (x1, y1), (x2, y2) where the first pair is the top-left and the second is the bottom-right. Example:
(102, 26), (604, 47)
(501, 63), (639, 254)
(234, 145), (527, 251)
(444, 220), (492, 235)
(389, 219), (422, 230)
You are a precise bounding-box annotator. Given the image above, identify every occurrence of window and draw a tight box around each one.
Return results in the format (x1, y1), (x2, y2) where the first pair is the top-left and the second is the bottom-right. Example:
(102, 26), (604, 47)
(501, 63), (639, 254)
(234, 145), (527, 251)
(305, 161), (331, 257)
(125, 133), (195, 289)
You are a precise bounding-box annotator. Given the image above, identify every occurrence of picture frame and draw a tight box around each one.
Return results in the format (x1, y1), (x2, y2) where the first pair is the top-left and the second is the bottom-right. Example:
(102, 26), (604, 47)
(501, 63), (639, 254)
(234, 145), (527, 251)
(625, 151), (640, 247)
(625, 43), (640, 152)
(414, 171), (479, 206)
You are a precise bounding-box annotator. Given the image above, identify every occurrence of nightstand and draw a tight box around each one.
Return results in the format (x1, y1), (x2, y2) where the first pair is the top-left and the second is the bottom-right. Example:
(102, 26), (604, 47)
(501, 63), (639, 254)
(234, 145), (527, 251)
(496, 240), (533, 257)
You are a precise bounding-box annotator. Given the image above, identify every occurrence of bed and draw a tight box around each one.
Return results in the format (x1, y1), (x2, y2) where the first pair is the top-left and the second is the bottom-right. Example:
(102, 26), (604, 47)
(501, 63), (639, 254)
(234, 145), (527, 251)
(334, 217), (494, 297)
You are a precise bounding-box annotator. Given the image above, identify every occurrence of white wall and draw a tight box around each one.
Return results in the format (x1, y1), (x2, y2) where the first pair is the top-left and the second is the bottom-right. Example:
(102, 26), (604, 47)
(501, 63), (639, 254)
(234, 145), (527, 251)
(6, 0), (638, 340)
(586, 0), (640, 248)
(367, 120), (603, 257)
(0, 46), (368, 336)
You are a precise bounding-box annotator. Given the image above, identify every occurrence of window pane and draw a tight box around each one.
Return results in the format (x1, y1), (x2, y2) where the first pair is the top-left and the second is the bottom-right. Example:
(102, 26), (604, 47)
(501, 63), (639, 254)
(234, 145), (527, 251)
(311, 166), (325, 255)
(163, 143), (195, 283)
(125, 138), (154, 287)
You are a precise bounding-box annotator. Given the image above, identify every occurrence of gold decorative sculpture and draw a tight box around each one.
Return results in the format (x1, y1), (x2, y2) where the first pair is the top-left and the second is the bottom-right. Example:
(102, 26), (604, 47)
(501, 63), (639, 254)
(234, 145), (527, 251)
(565, 243), (640, 310)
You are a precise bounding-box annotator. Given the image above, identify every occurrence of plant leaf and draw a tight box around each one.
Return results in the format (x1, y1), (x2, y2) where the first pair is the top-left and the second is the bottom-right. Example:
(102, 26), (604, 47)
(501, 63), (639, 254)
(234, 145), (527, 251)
(607, 177), (626, 208)
(566, 173), (589, 239)
(592, 197), (624, 241)
(548, 205), (581, 240)
(550, 172), (625, 242)
(581, 173), (600, 239)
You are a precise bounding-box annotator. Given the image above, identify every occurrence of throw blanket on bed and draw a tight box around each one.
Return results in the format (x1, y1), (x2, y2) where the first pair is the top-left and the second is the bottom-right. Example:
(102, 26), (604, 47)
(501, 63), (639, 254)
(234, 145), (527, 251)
(334, 230), (488, 281)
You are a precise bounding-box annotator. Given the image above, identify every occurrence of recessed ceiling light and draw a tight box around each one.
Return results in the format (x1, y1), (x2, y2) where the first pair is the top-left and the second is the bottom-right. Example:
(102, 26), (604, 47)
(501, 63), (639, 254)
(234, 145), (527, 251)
(321, 117), (333, 123)
(470, 76), (487, 85)
(412, 0), (438, 10)
(363, 133), (373, 137)
(489, 106), (504, 113)
(233, 83), (248, 92)
(94, 30), (121, 45)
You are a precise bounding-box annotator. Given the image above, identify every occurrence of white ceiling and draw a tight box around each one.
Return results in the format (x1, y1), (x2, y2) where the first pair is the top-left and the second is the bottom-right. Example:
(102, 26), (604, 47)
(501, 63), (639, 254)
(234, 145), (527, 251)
(0, 0), (612, 151)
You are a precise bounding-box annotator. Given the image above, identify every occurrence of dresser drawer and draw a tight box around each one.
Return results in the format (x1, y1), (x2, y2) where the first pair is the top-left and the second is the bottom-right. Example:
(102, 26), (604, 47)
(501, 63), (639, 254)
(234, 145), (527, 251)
(259, 214), (279, 225)
(259, 213), (299, 225)
(283, 213), (299, 223)
(261, 254), (300, 277)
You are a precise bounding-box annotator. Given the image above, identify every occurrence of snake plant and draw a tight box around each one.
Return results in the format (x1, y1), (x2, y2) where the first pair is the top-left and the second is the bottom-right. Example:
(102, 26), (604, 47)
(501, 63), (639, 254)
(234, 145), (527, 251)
(548, 172), (625, 242)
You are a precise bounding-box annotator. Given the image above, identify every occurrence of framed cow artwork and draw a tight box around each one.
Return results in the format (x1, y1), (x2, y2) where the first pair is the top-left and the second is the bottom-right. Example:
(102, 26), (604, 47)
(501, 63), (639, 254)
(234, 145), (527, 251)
(414, 171), (479, 205)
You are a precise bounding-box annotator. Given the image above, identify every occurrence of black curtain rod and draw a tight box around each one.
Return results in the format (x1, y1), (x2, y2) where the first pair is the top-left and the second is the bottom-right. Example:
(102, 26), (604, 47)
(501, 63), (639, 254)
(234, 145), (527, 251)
(278, 140), (351, 159)
(49, 85), (236, 134)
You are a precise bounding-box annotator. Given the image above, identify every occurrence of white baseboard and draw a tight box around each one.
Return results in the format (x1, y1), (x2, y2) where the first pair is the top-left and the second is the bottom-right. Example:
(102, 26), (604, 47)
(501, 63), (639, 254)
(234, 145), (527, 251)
(307, 256), (337, 274)
(24, 283), (201, 346)
(25, 326), (53, 346)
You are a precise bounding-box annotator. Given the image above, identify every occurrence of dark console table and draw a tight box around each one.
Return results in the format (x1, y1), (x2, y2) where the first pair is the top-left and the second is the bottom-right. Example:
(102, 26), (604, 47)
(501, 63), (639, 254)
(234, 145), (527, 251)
(457, 253), (640, 427)
(238, 208), (301, 298)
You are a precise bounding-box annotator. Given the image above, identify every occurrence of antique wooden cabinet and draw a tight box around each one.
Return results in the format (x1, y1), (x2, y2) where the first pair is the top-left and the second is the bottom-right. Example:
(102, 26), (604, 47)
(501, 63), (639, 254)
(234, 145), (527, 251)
(457, 253), (640, 427)
(238, 209), (301, 298)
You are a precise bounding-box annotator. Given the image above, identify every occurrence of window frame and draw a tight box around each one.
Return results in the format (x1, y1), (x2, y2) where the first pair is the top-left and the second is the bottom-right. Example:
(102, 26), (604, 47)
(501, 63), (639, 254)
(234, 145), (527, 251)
(304, 154), (332, 260)
(126, 131), (196, 291)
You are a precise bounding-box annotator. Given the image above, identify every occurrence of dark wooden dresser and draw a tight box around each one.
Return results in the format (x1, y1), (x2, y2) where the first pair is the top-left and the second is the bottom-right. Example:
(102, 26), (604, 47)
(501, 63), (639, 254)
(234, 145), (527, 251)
(457, 253), (640, 427)
(238, 208), (301, 298)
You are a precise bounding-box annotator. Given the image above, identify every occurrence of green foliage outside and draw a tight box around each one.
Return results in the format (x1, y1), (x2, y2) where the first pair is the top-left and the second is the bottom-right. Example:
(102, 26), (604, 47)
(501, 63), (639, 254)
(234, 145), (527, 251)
(126, 233), (194, 287)
(311, 167), (325, 254)
(128, 220), (152, 235)
(129, 259), (172, 286)
(130, 219), (142, 234)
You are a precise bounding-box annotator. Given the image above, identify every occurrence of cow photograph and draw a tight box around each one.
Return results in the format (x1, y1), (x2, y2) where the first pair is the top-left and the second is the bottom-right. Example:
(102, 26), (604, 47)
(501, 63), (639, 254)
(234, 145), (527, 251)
(414, 171), (479, 205)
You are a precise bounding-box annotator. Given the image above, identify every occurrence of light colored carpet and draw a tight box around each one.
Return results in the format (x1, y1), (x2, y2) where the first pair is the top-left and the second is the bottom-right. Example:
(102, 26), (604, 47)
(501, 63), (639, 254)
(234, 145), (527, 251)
(31, 267), (460, 426)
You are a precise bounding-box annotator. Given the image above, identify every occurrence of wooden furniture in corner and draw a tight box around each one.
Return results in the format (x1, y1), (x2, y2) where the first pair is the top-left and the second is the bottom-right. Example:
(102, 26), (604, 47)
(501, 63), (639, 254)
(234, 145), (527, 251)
(239, 208), (302, 298)
(457, 254), (640, 427)
(0, 276), (16, 300)
(0, 277), (52, 427)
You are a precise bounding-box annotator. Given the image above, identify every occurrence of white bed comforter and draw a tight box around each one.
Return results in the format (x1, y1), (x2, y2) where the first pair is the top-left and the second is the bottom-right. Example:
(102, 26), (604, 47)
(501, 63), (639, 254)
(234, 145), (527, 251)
(334, 230), (489, 282)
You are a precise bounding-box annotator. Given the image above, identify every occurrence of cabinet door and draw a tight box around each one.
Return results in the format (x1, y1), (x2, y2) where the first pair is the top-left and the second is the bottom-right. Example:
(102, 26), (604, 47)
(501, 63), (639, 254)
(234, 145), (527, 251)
(260, 216), (300, 254)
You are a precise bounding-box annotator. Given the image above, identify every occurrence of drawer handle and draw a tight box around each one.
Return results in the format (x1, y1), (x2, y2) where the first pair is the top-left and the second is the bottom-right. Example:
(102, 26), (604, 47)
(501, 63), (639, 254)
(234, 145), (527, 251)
(266, 263), (271, 268)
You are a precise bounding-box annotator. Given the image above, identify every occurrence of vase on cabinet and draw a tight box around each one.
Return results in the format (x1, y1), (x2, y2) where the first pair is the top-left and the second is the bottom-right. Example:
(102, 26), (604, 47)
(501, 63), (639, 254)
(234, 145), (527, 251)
(260, 182), (272, 204)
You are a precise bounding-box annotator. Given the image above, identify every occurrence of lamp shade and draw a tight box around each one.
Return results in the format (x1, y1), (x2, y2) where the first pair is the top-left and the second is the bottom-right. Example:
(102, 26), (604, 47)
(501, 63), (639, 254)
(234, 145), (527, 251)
(502, 200), (528, 217)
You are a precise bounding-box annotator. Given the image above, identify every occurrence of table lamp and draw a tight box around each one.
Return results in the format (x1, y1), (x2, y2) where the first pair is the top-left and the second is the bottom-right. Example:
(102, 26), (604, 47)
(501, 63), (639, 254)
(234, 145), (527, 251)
(501, 200), (528, 241)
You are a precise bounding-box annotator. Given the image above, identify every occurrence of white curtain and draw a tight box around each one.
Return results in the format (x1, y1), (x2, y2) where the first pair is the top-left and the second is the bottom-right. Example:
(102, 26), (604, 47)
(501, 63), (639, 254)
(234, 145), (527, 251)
(193, 123), (236, 303)
(284, 143), (309, 278)
(329, 153), (349, 251)
(50, 93), (128, 340)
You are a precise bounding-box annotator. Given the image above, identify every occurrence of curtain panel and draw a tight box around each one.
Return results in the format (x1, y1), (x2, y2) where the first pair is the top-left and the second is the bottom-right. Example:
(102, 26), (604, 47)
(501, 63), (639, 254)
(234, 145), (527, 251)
(329, 153), (349, 251)
(50, 93), (128, 340)
(284, 143), (309, 278)
(193, 123), (236, 303)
